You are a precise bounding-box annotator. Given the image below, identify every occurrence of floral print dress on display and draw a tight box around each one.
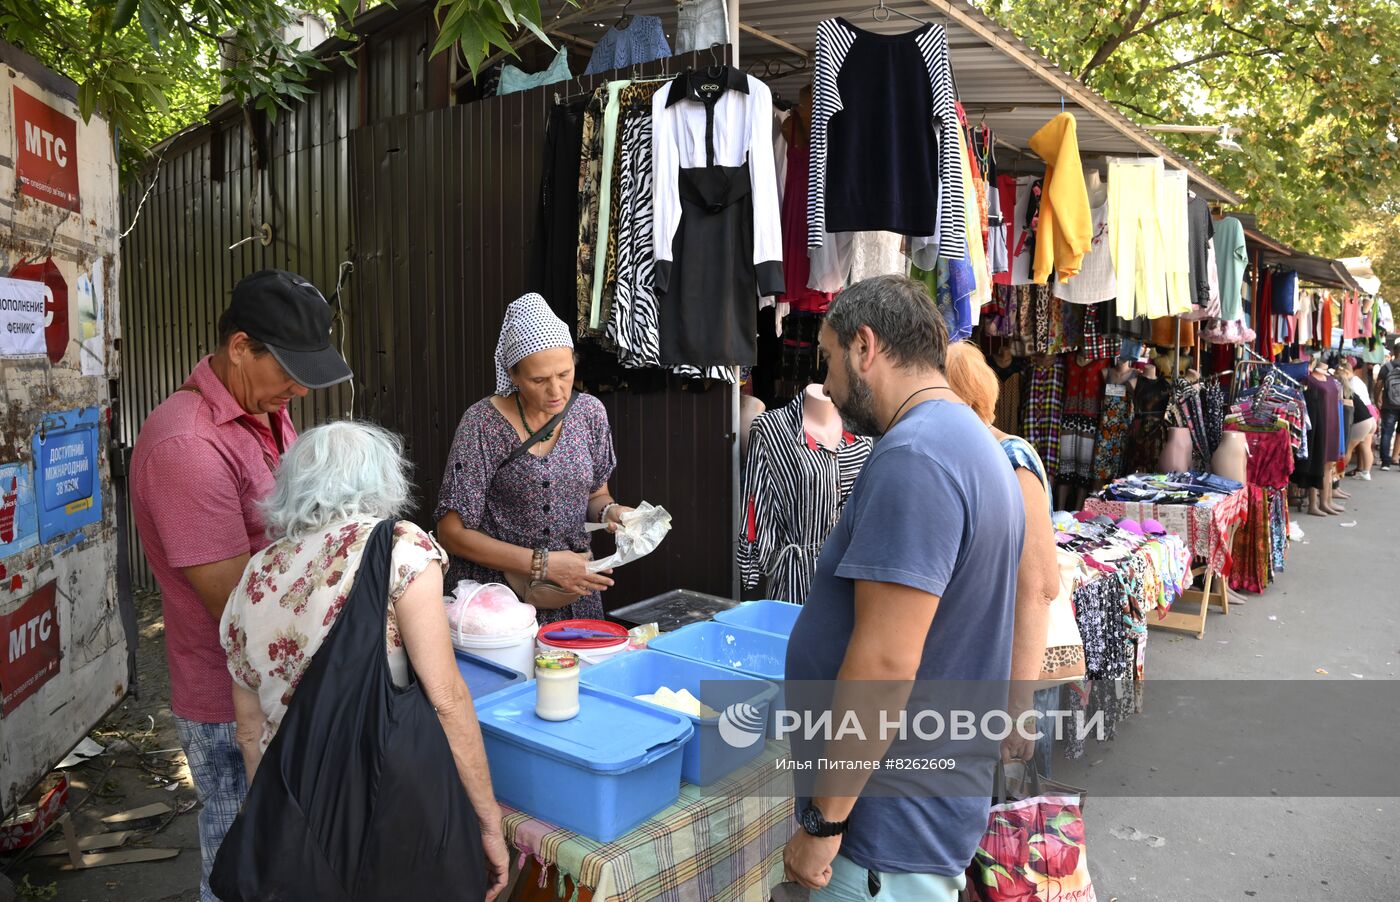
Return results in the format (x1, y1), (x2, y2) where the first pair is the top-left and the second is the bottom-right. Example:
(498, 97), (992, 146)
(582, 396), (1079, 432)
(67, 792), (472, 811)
(220, 518), (446, 752)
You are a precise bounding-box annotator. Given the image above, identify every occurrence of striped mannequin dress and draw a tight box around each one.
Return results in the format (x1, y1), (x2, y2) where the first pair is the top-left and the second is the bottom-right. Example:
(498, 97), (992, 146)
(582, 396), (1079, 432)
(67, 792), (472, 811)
(739, 392), (873, 604)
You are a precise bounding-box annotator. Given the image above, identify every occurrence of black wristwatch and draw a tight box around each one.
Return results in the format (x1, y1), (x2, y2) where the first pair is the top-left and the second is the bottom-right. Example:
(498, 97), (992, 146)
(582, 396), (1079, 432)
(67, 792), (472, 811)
(799, 803), (848, 838)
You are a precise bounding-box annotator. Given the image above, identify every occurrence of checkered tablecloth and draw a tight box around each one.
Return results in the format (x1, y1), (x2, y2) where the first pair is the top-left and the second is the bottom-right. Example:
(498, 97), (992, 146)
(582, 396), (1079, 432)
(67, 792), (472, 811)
(501, 743), (794, 902)
(1083, 488), (1248, 577)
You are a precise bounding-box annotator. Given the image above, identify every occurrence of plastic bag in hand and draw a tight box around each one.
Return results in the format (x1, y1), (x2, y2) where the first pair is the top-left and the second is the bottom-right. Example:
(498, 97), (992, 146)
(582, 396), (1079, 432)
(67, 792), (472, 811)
(589, 502), (672, 572)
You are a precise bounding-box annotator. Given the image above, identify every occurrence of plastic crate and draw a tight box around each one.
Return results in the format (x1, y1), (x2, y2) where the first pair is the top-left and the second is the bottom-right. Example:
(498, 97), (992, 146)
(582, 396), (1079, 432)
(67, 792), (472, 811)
(581, 650), (777, 785)
(648, 621), (788, 681)
(712, 599), (802, 639)
(474, 682), (693, 843)
(609, 589), (739, 633)
(455, 648), (528, 702)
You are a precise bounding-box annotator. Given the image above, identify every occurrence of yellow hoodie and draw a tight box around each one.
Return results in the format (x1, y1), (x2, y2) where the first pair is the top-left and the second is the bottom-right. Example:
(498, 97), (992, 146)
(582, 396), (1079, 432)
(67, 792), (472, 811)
(1028, 112), (1092, 284)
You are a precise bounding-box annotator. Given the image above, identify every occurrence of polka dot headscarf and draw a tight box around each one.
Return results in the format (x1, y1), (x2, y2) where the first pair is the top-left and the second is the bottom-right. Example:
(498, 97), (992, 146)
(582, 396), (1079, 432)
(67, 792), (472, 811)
(494, 292), (574, 395)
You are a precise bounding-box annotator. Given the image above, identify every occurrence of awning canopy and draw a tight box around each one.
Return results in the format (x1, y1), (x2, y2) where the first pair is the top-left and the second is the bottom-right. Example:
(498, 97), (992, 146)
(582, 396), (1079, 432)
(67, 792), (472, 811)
(1233, 214), (1359, 291)
(1339, 257), (1381, 297)
(542, 0), (1242, 203)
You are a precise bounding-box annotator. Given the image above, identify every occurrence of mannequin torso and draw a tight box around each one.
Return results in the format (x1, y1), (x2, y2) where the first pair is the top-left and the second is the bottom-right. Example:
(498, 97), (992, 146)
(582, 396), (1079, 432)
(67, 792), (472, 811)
(803, 384), (844, 451)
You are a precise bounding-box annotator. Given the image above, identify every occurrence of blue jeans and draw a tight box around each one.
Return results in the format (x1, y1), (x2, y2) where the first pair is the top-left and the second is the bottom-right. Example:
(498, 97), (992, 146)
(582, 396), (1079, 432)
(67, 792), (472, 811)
(1031, 685), (1060, 778)
(812, 854), (965, 902)
(174, 716), (248, 902)
(1381, 409), (1400, 465)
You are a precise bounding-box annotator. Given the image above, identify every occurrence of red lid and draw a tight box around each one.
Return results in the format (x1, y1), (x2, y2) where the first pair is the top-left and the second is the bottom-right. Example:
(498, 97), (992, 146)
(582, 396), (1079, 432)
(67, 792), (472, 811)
(537, 618), (629, 649)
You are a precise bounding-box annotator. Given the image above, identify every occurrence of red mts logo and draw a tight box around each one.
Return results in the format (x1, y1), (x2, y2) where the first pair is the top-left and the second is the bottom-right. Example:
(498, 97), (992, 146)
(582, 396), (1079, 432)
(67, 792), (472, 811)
(13, 87), (80, 212)
(0, 582), (60, 715)
(9, 258), (68, 364)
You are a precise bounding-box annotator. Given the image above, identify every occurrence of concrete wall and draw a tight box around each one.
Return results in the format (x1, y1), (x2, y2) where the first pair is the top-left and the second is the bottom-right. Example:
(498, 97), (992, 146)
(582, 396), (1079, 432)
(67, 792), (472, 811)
(0, 41), (129, 816)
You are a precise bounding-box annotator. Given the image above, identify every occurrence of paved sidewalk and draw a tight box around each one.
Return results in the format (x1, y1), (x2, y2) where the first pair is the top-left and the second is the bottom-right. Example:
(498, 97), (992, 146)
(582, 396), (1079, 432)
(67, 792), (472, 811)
(1058, 473), (1399, 900)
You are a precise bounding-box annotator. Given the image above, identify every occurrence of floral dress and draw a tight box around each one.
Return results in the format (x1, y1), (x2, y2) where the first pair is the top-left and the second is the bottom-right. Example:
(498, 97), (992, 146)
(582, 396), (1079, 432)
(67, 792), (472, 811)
(220, 518), (446, 752)
(435, 393), (616, 624)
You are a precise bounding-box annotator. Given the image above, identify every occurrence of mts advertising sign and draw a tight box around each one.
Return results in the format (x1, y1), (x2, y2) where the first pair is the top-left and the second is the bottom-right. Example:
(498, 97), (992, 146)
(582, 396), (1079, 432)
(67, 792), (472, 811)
(0, 582), (60, 715)
(13, 87), (80, 212)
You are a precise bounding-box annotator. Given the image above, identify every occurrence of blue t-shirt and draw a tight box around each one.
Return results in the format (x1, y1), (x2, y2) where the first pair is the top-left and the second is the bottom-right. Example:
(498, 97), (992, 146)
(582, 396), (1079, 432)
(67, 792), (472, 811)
(785, 400), (1024, 876)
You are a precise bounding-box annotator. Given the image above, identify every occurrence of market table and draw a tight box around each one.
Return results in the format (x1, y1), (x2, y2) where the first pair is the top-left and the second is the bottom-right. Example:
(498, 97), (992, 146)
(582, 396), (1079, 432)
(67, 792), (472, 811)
(1083, 487), (1248, 639)
(503, 743), (793, 902)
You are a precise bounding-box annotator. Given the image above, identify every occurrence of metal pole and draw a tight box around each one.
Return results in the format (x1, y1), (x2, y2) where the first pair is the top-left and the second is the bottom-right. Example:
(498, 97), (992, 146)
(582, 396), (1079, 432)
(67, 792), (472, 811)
(728, 0), (742, 600)
(1173, 317), (1181, 378)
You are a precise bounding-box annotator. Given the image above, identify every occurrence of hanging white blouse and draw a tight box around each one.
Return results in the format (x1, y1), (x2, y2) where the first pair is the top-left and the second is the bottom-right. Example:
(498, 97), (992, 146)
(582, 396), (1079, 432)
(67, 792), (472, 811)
(652, 67), (784, 294)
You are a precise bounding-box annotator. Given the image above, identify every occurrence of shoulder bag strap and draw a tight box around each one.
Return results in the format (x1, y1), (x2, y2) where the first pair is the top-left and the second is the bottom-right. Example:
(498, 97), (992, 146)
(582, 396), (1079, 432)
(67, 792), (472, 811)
(501, 390), (579, 470)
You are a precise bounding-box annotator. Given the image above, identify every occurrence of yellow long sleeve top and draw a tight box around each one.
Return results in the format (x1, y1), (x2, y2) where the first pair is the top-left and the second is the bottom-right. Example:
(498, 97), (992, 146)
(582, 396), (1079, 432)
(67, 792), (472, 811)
(1028, 112), (1093, 284)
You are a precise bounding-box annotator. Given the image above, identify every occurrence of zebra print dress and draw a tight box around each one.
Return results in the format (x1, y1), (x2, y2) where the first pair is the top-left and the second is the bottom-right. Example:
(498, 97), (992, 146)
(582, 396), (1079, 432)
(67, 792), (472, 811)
(739, 392), (873, 604)
(609, 84), (734, 383)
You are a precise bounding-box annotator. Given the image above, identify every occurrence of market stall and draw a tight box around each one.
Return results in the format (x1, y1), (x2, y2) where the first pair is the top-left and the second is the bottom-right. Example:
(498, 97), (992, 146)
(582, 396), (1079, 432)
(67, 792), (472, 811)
(1084, 474), (1248, 638)
(424, 0), (1377, 897)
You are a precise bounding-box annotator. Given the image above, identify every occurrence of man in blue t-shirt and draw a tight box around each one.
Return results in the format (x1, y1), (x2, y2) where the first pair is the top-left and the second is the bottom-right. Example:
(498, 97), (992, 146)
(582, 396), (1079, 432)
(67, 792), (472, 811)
(783, 275), (1024, 901)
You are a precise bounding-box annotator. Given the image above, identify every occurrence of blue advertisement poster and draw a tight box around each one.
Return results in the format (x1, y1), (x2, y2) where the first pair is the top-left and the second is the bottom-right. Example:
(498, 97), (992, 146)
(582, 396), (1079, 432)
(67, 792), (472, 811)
(0, 461), (39, 557)
(32, 407), (102, 542)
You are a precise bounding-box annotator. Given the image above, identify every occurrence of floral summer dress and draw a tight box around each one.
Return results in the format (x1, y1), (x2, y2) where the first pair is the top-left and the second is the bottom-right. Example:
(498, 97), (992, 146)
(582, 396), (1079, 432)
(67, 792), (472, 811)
(220, 518), (446, 751)
(435, 393), (616, 624)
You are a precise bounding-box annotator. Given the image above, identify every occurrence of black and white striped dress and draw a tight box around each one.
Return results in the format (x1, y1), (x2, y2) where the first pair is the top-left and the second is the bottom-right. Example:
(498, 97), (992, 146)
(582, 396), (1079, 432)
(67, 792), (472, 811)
(739, 392), (873, 604)
(807, 17), (964, 260)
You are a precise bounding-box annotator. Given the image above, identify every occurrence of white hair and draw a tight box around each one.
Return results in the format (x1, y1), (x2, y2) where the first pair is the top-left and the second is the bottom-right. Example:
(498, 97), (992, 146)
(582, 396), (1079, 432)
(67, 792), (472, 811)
(260, 421), (413, 539)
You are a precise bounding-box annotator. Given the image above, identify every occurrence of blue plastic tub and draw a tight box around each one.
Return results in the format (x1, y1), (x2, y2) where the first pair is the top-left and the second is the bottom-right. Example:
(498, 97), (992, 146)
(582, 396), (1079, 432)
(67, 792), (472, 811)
(474, 682), (693, 843)
(455, 649), (527, 703)
(712, 600), (802, 638)
(581, 650), (777, 785)
(648, 621), (788, 681)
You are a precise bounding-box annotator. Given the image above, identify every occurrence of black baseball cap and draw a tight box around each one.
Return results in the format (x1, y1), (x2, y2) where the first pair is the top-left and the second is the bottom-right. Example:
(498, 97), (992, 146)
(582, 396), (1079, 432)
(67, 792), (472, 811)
(226, 269), (352, 389)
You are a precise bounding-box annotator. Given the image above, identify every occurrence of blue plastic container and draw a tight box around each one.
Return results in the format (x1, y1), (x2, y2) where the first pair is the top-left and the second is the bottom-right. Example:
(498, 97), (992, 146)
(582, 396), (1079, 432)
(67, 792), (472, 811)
(455, 649), (527, 702)
(648, 621), (788, 681)
(474, 682), (693, 842)
(712, 599), (802, 638)
(581, 650), (777, 785)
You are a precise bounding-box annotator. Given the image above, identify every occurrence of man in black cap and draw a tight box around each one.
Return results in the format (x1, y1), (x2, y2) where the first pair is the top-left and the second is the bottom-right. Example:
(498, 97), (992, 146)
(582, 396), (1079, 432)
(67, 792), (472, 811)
(130, 270), (351, 901)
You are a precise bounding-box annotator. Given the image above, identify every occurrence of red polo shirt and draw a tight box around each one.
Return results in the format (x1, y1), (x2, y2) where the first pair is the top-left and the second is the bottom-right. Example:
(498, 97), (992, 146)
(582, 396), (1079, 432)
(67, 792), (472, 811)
(131, 357), (296, 723)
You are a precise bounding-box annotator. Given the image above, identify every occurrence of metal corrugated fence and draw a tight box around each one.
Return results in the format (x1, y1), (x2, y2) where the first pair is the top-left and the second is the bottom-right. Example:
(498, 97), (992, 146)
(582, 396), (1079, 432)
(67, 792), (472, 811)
(118, 9), (444, 589)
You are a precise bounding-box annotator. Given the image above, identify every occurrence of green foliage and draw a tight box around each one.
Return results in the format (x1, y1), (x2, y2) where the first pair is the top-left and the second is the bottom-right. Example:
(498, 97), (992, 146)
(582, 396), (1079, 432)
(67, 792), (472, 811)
(15, 875), (59, 902)
(432, 0), (556, 76)
(976, 0), (1400, 291)
(3, 0), (555, 180)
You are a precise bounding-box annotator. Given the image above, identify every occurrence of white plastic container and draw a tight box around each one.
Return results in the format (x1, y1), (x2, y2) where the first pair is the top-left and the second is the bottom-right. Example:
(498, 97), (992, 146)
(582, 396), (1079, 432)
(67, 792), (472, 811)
(446, 580), (539, 676)
(455, 621), (539, 677)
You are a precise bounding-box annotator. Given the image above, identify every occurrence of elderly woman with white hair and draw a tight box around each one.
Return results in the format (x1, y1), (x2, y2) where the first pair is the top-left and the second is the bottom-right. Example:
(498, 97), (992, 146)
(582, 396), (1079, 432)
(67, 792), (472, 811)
(435, 293), (633, 622)
(218, 422), (508, 900)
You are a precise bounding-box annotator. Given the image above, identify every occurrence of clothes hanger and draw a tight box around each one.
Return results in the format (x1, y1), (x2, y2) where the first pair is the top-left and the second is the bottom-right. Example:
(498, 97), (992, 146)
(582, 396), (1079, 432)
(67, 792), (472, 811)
(615, 0), (634, 29)
(707, 41), (726, 76)
(863, 0), (928, 27)
(554, 72), (593, 106)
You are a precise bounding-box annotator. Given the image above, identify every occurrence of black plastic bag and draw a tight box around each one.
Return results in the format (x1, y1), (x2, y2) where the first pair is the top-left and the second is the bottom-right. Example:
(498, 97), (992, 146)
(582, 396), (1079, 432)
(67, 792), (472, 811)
(211, 519), (487, 901)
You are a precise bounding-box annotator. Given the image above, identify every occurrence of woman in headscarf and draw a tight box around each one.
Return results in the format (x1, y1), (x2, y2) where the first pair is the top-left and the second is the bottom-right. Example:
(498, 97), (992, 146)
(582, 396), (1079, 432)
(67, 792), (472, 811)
(435, 294), (633, 623)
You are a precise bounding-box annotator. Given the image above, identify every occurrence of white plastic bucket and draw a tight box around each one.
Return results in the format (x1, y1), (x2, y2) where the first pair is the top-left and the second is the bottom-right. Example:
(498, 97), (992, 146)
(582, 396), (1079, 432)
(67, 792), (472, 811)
(536, 634), (630, 667)
(455, 622), (539, 676)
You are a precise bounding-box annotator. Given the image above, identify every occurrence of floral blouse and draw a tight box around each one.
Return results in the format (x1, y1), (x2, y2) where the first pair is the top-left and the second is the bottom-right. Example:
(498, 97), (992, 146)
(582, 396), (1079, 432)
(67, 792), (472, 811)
(434, 393), (616, 624)
(220, 518), (446, 751)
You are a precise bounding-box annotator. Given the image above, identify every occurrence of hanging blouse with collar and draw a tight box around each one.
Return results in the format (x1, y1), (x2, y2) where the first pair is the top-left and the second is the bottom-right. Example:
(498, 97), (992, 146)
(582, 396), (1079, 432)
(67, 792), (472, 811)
(739, 393), (873, 605)
(651, 66), (784, 297)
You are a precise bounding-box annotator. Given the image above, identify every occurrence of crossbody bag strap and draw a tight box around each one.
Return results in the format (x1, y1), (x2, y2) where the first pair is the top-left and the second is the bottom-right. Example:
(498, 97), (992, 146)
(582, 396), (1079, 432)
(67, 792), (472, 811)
(501, 390), (579, 469)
